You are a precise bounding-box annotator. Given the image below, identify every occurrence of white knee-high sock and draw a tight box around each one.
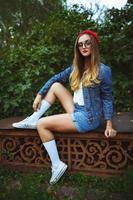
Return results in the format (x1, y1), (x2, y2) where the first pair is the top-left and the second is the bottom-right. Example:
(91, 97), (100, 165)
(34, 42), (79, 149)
(43, 140), (61, 170)
(28, 100), (51, 122)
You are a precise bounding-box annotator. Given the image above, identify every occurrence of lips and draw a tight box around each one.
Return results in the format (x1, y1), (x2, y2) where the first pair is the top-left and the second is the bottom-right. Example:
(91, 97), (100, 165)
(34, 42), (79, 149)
(82, 50), (88, 53)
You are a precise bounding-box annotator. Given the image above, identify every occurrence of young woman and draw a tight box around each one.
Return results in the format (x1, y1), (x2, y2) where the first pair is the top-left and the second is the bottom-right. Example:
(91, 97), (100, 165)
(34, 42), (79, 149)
(13, 29), (117, 184)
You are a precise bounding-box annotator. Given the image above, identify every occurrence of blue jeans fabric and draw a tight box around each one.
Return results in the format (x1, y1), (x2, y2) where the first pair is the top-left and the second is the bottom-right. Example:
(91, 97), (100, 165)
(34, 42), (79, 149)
(38, 63), (113, 121)
(71, 103), (101, 133)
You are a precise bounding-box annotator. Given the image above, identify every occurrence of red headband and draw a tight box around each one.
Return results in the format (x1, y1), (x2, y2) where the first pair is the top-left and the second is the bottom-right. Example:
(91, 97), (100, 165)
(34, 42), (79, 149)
(78, 29), (100, 44)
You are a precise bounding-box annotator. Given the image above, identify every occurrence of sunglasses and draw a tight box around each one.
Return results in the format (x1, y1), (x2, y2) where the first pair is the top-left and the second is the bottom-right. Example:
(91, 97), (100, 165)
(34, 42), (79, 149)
(77, 40), (91, 48)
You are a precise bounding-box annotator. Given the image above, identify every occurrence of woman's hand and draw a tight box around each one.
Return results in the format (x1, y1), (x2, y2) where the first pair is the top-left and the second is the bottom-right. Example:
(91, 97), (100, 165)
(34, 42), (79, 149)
(104, 127), (117, 138)
(33, 94), (42, 111)
(104, 120), (117, 138)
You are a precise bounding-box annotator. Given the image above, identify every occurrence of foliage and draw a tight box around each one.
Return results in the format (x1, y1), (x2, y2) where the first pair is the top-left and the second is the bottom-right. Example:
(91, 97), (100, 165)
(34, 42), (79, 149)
(0, 4), (97, 118)
(0, 0), (64, 26)
(0, 1), (133, 119)
(99, 3), (133, 111)
(0, 166), (133, 200)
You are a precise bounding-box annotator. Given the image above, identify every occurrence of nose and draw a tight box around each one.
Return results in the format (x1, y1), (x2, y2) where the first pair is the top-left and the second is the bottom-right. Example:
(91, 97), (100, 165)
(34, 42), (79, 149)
(82, 43), (86, 48)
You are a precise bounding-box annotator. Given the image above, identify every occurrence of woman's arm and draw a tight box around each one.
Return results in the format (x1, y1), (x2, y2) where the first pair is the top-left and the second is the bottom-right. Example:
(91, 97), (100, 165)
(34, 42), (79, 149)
(32, 66), (73, 111)
(106, 119), (113, 128)
(100, 65), (117, 137)
(100, 65), (113, 121)
(38, 66), (72, 97)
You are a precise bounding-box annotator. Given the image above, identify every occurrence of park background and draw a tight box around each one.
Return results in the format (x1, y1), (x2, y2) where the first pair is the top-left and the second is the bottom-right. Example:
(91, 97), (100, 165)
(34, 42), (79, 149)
(0, 0), (132, 120)
(0, 1), (133, 200)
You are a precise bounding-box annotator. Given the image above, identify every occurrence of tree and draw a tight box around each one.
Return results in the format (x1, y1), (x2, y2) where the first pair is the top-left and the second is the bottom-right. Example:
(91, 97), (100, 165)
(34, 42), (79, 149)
(99, 2), (133, 111)
(0, 4), (96, 118)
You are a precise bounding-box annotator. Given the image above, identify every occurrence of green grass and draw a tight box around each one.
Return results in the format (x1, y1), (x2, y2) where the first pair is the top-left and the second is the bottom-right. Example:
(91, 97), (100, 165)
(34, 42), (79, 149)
(0, 166), (133, 200)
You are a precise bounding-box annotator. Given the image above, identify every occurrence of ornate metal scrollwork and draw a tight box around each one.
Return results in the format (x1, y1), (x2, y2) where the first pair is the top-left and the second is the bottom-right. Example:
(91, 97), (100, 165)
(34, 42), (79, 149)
(0, 131), (133, 175)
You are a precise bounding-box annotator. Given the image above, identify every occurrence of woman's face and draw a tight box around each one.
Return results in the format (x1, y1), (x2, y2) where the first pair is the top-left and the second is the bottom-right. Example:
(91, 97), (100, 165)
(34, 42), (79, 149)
(77, 34), (91, 57)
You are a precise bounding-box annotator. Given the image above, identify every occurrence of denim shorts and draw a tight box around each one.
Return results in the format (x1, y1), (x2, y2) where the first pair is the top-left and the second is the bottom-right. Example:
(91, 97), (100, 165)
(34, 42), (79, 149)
(71, 103), (100, 133)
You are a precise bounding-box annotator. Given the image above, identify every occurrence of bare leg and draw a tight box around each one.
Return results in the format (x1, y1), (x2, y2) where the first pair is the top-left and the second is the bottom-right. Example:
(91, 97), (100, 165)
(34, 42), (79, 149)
(37, 82), (76, 141)
(37, 83), (76, 184)
(44, 82), (74, 114)
(37, 113), (77, 184)
(37, 113), (77, 142)
(12, 82), (74, 129)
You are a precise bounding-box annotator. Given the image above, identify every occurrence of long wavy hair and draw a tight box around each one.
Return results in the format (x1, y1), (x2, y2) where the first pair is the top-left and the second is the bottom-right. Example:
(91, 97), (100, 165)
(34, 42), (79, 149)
(69, 34), (100, 91)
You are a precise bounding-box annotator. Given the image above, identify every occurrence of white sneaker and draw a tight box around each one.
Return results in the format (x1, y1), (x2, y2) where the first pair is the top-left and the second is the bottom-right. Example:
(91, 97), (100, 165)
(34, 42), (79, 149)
(12, 117), (37, 129)
(50, 161), (68, 185)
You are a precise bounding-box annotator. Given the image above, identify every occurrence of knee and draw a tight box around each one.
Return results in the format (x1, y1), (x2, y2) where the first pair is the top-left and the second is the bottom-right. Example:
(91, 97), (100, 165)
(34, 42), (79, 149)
(36, 118), (45, 132)
(50, 82), (62, 92)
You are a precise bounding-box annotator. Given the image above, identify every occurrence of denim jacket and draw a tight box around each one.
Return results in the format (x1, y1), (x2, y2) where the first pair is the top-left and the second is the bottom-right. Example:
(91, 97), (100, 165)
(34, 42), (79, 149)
(38, 63), (113, 121)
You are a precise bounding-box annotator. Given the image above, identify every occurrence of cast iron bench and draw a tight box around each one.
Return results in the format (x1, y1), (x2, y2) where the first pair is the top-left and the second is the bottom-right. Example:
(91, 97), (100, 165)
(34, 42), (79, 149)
(0, 112), (133, 176)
